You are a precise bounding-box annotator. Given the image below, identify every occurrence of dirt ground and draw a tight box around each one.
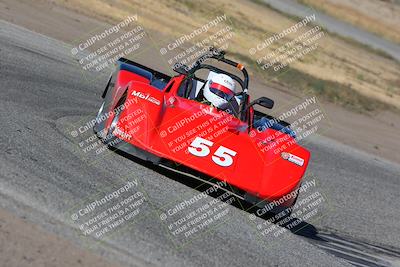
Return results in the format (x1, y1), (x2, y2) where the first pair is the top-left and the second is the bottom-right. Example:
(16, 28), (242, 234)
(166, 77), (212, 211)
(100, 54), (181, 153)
(300, 0), (400, 44)
(45, 0), (400, 112)
(0, 208), (121, 267)
(0, 0), (399, 265)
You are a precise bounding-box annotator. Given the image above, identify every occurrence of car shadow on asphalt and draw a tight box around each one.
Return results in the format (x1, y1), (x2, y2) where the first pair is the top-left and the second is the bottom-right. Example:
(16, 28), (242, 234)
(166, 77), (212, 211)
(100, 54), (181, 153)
(114, 148), (323, 242)
(116, 149), (400, 266)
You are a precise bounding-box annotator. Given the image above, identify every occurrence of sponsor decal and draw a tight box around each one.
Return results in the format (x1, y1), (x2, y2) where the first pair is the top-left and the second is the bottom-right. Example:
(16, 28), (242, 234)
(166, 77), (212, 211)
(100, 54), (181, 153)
(281, 152), (304, 166)
(131, 90), (161, 106)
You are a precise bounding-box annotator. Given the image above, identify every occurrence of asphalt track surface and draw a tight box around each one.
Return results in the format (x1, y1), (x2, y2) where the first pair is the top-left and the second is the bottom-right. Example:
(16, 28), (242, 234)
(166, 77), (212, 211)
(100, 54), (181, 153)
(1, 20), (400, 267)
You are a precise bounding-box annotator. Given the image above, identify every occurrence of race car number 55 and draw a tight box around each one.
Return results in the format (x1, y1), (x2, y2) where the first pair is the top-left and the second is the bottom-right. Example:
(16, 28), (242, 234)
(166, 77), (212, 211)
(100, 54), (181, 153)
(188, 137), (237, 167)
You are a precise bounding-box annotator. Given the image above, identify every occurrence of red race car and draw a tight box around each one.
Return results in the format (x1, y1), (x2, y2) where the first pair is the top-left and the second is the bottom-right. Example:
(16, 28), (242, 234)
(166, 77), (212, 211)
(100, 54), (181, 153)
(94, 48), (310, 214)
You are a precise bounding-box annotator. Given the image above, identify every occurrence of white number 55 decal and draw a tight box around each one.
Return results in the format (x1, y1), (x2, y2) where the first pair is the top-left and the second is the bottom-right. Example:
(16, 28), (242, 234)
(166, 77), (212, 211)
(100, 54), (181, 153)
(188, 137), (237, 167)
(212, 146), (237, 167)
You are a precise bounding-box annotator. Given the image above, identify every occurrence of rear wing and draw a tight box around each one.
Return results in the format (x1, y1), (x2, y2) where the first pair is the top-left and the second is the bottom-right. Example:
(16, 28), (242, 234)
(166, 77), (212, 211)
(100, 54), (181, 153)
(102, 58), (172, 98)
(253, 110), (291, 128)
(253, 109), (296, 138)
(118, 58), (171, 82)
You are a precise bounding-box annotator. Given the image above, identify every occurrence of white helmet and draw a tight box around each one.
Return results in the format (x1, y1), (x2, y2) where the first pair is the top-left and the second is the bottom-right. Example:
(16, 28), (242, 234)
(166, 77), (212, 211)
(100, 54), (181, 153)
(203, 73), (235, 109)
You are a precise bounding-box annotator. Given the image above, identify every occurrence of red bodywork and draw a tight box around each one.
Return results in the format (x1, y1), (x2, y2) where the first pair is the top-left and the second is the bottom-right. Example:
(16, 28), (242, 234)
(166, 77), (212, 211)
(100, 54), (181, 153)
(98, 58), (310, 209)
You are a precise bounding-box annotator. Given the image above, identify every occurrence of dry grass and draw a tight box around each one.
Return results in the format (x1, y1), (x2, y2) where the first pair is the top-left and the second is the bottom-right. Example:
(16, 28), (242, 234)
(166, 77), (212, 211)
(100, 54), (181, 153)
(298, 0), (400, 44)
(53, 0), (400, 112)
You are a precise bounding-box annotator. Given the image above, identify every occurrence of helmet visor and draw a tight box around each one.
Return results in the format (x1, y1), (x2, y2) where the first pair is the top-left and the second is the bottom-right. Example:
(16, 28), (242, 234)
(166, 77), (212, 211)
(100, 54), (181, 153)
(209, 82), (234, 101)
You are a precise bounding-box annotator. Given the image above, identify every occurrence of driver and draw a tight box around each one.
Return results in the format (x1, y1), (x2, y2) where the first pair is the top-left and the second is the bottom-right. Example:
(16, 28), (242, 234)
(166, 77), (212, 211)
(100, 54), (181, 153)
(198, 73), (240, 116)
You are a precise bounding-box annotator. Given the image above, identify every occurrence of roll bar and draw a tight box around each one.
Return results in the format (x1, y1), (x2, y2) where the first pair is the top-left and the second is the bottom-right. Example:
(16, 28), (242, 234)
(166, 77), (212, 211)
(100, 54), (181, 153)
(174, 47), (250, 121)
(187, 47), (249, 89)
